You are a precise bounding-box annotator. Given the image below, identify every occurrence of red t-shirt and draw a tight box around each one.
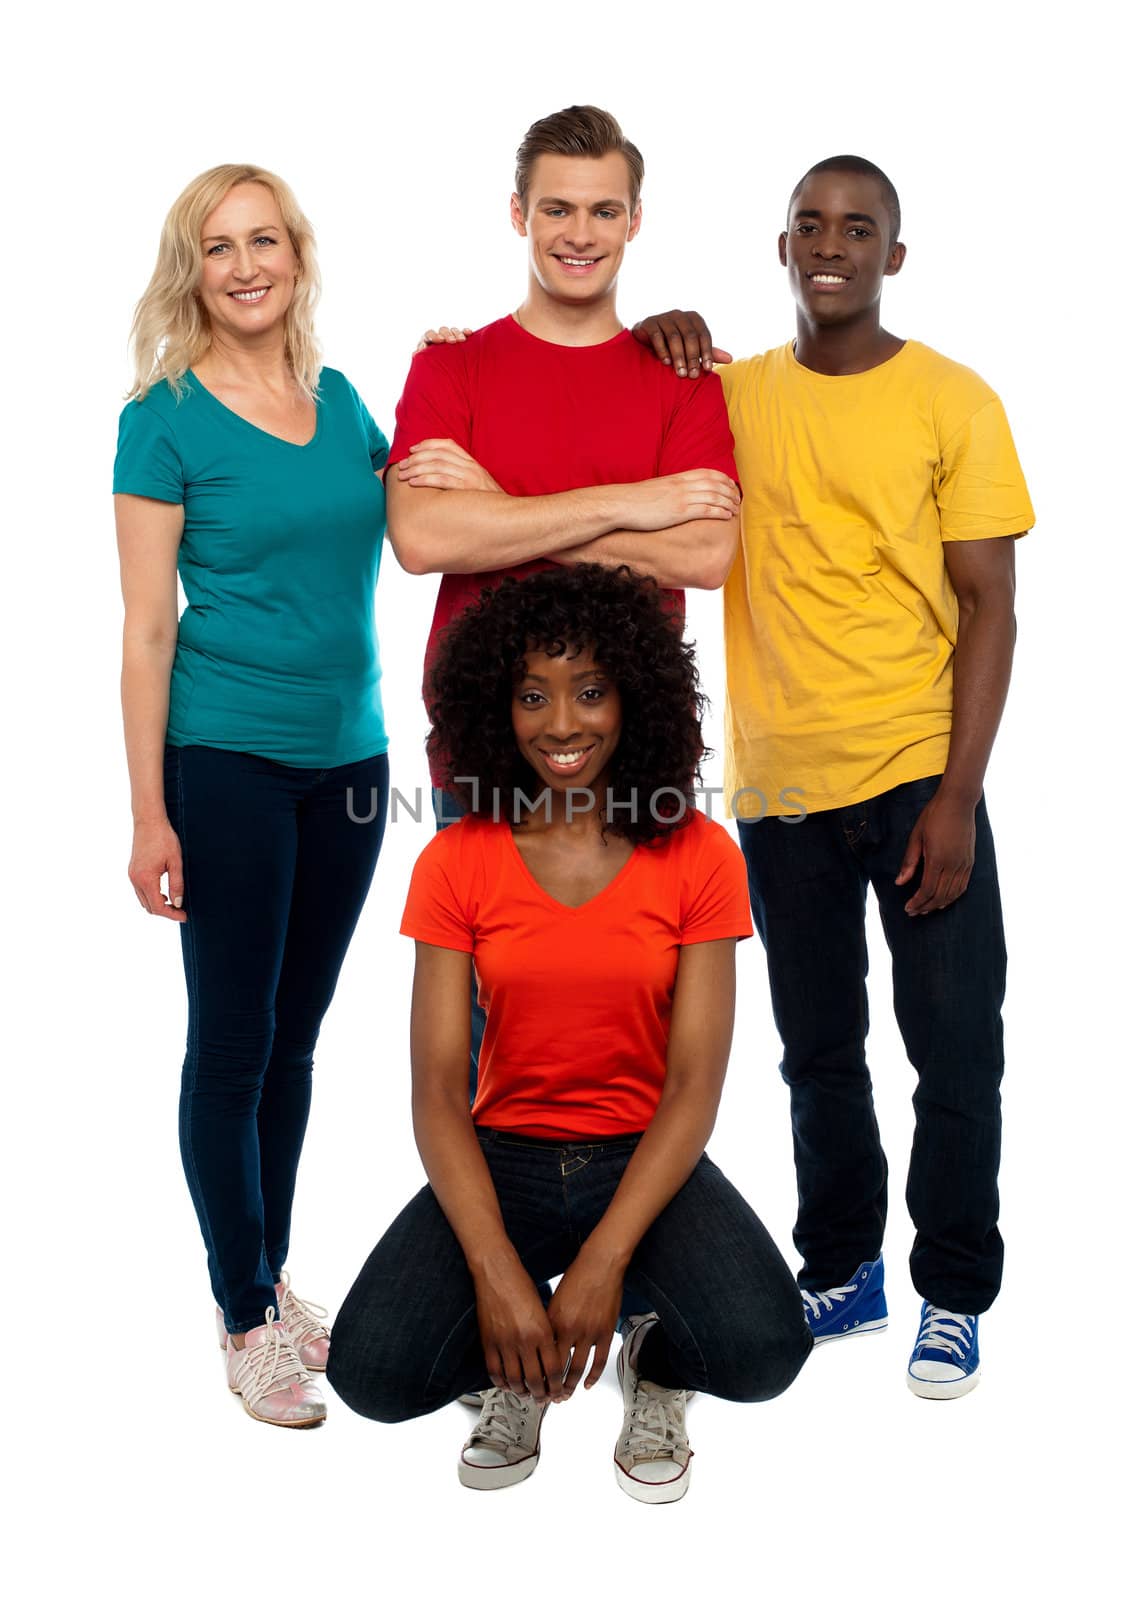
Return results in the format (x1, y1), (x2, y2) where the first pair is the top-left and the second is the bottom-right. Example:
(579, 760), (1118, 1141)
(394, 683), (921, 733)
(400, 811), (753, 1138)
(387, 314), (738, 701)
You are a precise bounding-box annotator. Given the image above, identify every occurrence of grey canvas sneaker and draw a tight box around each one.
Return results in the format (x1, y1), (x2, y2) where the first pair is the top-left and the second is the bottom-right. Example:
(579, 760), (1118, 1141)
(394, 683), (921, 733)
(458, 1386), (548, 1490)
(613, 1313), (692, 1503)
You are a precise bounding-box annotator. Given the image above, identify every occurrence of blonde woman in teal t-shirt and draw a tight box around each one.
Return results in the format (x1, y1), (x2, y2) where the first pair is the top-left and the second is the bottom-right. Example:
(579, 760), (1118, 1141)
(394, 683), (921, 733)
(114, 165), (389, 1428)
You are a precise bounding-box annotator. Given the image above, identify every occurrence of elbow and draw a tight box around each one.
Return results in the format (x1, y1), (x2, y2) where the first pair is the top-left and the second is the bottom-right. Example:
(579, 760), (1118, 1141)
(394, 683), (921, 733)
(698, 523), (740, 591)
(386, 524), (435, 577)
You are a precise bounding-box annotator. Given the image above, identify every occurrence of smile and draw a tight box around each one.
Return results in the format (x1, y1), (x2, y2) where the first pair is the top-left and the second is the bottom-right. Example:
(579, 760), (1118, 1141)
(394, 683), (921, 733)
(539, 745), (594, 775)
(808, 273), (849, 286)
(229, 287), (271, 303)
(554, 256), (603, 270)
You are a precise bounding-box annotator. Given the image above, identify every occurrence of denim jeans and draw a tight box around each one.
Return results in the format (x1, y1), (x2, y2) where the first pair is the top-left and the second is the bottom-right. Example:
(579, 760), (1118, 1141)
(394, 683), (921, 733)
(327, 1131), (811, 1421)
(165, 743), (388, 1334)
(737, 774), (1007, 1313)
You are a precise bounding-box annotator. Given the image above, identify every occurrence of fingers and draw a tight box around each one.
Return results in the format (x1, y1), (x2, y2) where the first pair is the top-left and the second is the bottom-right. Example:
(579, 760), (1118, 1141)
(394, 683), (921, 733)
(711, 346), (734, 365)
(415, 326), (472, 354)
(642, 311), (720, 377)
(633, 318), (669, 363)
(583, 1336), (612, 1390)
(560, 1340), (591, 1398)
(128, 868), (187, 922)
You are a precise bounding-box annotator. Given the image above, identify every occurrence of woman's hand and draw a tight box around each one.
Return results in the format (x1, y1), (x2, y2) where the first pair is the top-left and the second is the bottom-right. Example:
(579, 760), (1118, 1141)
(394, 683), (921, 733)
(414, 325), (473, 354)
(473, 1250), (568, 1401)
(394, 439), (503, 493)
(128, 818), (187, 922)
(546, 1246), (626, 1393)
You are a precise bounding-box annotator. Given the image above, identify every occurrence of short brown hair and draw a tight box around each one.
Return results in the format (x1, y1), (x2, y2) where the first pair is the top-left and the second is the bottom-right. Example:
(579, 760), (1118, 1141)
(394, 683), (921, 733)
(515, 105), (644, 213)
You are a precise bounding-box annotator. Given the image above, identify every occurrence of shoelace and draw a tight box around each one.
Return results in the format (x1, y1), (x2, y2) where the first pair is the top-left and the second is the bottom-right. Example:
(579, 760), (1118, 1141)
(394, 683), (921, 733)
(232, 1308), (311, 1403)
(800, 1283), (857, 1320)
(621, 1380), (689, 1462)
(276, 1272), (330, 1347)
(467, 1388), (538, 1455)
(914, 1306), (975, 1361)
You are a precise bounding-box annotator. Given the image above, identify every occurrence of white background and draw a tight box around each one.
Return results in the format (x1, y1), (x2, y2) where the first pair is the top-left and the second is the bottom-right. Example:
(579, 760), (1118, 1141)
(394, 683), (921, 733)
(5, 2), (1140, 1595)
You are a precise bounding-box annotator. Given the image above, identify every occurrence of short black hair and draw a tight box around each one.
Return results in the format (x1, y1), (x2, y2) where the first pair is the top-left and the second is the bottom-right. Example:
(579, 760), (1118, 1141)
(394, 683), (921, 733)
(789, 155), (901, 243)
(426, 564), (708, 846)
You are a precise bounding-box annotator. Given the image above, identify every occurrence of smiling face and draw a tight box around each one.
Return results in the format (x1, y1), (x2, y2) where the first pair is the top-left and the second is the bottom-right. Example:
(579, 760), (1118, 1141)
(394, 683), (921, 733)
(780, 170), (905, 327)
(197, 181), (298, 344)
(511, 151), (641, 307)
(511, 646), (623, 793)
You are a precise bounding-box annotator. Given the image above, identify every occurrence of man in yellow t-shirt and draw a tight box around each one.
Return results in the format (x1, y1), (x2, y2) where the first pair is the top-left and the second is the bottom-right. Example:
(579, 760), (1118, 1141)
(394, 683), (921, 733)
(635, 156), (1034, 1400)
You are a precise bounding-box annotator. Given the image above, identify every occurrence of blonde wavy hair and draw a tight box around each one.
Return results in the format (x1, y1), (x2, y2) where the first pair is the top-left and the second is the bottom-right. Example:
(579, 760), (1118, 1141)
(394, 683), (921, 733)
(128, 164), (322, 402)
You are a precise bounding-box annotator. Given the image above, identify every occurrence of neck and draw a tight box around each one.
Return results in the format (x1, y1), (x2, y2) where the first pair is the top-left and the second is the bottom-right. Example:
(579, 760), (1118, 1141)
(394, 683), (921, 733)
(197, 328), (295, 389)
(519, 773), (612, 835)
(792, 306), (903, 376)
(515, 282), (623, 348)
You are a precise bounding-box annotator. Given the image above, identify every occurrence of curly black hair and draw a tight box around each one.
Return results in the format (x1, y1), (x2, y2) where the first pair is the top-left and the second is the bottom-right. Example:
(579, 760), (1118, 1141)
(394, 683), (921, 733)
(426, 564), (709, 845)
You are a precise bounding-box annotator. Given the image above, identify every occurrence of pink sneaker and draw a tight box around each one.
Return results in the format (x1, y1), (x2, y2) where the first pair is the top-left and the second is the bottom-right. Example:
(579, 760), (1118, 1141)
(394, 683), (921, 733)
(225, 1307), (326, 1428)
(275, 1271), (331, 1372)
(214, 1273), (331, 1371)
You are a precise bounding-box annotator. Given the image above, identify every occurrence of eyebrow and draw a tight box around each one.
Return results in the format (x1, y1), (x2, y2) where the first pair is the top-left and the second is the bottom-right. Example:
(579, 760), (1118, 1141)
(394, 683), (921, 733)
(794, 208), (879, 227)
(201, 225), (281, 242)
(521, 668), (606, 684)
(533, 195), (628, 211)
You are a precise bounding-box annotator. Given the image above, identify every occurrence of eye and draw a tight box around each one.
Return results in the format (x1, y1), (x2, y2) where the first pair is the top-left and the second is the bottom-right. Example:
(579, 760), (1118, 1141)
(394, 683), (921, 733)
(793, 223), (817, 235)
(580, 685), (608, 702)
(848, 226), (872, 239)
(206, 243), (229, 256)
(544, 208), (567, 218)
(596, 209), (617, 220)
(254, 235), (278, 247)
(519, 690), (545, 707)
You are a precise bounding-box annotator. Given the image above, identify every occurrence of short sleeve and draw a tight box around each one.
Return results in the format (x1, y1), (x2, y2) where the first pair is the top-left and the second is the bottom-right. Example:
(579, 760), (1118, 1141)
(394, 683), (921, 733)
(679, 820), (754, 945)
(385, 346), (474, 472)
(113, 400), (184, 503)
(656, 369), (739, 484)
(936, 396), (1035, 543)
(400, 829), (475, 953)
(344, 378), (390, 471)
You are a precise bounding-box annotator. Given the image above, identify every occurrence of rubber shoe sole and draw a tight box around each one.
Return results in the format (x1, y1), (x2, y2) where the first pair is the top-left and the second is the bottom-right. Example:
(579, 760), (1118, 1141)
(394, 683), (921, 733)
(613, 1457), (691, 1504)
(906, 1365), (981, 1400)
(811, 1315), (889, 1347)
(457, 1404), (548, 1490)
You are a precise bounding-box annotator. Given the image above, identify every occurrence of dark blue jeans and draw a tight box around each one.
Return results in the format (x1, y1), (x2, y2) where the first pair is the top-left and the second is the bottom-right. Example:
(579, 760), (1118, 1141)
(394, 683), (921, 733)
(165, 744), (388, 1334)
(327, 1132), (811, 1420)
(737, 775), (1007, 1314)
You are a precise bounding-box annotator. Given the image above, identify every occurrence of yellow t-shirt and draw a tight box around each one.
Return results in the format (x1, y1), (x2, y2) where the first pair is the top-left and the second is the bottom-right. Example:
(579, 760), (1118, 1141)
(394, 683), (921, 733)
(719, 340), (1034, 818)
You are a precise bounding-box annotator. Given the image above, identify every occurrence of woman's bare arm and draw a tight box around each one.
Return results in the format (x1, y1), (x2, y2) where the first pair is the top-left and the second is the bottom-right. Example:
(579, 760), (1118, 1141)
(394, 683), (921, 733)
(115, 492), (186, 921)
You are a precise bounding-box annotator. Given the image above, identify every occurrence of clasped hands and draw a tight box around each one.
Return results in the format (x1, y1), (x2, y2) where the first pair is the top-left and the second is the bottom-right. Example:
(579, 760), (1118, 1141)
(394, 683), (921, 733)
(473, 1244), (626, 1404)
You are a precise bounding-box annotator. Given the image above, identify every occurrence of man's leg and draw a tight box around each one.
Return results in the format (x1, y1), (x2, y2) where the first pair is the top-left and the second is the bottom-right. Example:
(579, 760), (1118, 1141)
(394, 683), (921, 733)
(738, 809), (887, 1289)
(867, 778), (1007, 1313)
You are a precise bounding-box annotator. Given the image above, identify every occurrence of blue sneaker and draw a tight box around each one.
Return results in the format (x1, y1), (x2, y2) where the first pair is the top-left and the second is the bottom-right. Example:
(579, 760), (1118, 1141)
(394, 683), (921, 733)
(906, 1303), (980, 1399)
(801, 1257), (888, 1345)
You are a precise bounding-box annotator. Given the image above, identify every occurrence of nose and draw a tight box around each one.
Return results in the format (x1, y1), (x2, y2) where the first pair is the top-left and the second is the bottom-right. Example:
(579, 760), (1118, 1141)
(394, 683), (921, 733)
(544, 695), (583, 741)
(812, 233), (846, 261)
(561, 212), (596, 252)
(230, 247), (260, 281)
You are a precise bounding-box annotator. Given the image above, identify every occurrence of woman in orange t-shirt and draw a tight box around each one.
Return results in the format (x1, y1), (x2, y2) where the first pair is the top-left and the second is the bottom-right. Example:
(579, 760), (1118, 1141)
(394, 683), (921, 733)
(328, 565), (810, 1503)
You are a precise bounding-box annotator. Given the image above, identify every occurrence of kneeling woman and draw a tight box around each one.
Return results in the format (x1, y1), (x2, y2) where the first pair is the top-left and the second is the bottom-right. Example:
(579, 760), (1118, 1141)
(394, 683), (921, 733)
(328, 565), (811, 1501)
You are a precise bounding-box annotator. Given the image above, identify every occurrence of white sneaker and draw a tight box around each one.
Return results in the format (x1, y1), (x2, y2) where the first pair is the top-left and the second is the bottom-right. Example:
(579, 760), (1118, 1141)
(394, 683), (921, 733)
(458, 1387), (548, 1490)
(225, 1307), (326, 1428)
(614, 1314), (692, 1504)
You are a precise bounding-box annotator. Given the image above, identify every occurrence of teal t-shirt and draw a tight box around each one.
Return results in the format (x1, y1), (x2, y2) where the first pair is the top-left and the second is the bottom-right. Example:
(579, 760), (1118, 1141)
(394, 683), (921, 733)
(114, 367), (389, 767)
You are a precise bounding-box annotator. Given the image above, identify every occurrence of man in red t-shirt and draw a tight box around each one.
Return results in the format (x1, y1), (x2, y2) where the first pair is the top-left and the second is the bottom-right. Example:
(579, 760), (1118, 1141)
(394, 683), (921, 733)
(384, 103), (741, 736)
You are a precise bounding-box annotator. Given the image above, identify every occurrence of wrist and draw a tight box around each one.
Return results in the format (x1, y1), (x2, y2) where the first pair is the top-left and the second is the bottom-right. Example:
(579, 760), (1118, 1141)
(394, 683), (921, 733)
(132, 808), (170, 828)
(936, 773), (983, 808)
(577, 1230), (633, 1275)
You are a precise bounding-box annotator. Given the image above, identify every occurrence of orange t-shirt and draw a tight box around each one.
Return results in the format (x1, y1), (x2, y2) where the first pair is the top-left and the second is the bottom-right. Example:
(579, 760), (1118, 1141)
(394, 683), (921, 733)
(400, 811), (753, 1138)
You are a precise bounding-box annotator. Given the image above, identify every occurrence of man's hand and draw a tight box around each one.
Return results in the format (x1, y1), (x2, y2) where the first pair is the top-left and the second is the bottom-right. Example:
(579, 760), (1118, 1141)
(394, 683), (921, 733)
(896, 790), (978, 916)
(394, 439), (503, 493)
(632, 310), (732, 377)
(620, 468), (740, 530)
(473, 1254), (569, 1402)
(414, 324), (473, 354)
(545, 1247), (626, 1394)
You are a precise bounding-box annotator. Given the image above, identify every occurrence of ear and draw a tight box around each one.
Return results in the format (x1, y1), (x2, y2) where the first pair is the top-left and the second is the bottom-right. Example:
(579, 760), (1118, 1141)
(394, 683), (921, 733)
(627, 201), (643, 243)
(510, 192), (527, 238)
(778, 231), (789, 267)
(884, 240), (906, 278)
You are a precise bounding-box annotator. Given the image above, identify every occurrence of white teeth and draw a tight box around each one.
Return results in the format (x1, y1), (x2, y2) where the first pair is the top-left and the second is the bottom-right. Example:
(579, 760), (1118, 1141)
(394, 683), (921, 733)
(559, 258), (597, 266)
(548, 749), (588, 765)
(231, 288), (270, 301)
(811, 274), (847, 284)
